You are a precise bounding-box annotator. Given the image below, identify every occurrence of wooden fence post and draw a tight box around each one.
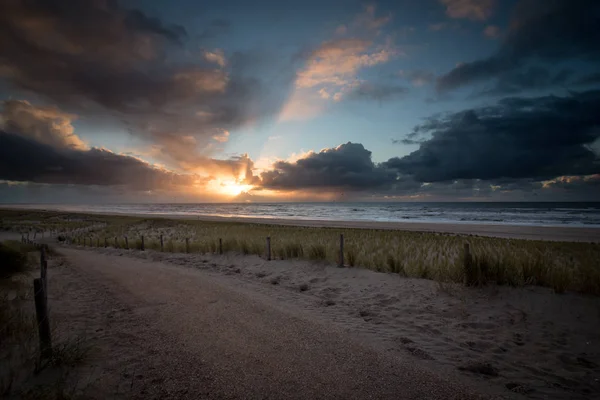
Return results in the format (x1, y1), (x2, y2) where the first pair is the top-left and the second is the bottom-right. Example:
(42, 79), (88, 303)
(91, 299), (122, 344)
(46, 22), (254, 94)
(338, 234), (344, 267)
(104, 238), (108, 248)
(463, 242), (476, 286)
(160, 235), (164, 252)
(266, 237), (271, 261)
(34, 278), (52, 359)
(114, 237), (118, 248)
(40, 246), (48, 301)
(185, 238), (189, 253)
(219, 238), (223, 255)
(124, 236), (129, 250)
(141, 236), (145, 251)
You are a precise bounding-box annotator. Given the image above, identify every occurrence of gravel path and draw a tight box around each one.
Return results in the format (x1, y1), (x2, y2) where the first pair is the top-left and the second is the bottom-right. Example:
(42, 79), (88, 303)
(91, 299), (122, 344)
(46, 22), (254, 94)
(57, 248), (491, 399)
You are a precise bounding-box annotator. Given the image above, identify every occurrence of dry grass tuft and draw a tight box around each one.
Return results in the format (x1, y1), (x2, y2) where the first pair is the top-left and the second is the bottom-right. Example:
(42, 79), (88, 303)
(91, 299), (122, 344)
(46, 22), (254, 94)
(3, 210), (600, 295)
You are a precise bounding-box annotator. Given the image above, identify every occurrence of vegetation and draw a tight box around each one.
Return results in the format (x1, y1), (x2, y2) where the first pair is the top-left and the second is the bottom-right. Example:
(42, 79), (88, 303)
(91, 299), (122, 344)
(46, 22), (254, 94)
(0, 234), (89, 399)
(1, 209), (599, 295)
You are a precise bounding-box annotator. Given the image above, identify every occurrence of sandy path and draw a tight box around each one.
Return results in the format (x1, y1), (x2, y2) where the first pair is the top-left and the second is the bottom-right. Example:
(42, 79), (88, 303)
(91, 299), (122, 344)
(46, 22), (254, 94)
(56, 248), (489, 399)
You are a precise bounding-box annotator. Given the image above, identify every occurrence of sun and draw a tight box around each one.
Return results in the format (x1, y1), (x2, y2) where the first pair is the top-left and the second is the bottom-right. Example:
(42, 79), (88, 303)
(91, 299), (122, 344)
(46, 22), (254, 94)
(207, 178), (253, 197)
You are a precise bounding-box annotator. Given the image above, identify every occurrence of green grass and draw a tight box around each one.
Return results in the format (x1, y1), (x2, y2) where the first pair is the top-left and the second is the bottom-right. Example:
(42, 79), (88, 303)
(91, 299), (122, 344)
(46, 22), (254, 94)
(2, 209), (600, 295)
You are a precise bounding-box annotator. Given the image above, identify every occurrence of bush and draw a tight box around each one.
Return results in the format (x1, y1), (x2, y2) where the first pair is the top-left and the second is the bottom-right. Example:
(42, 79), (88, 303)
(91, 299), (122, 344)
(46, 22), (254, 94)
(0, 242), (28, 279)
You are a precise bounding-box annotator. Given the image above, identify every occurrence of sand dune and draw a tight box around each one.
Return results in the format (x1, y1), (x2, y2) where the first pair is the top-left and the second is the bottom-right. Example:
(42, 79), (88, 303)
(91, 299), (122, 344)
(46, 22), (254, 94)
(55, 243), (600, 399)
(54, 247), (488, 399)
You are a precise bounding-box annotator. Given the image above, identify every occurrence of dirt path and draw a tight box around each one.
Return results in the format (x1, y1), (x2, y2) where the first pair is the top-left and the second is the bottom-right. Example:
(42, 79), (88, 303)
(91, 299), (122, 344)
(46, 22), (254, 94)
(54, 248), (490, 399)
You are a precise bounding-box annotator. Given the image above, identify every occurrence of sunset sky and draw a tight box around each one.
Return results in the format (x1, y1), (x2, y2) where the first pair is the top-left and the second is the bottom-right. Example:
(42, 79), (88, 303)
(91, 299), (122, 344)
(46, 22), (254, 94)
(1, 0), (599, 202)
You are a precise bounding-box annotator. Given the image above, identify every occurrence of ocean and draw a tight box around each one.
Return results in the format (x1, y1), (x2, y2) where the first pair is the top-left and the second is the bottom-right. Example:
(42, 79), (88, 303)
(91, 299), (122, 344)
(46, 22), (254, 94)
(18, 202), (600, 228)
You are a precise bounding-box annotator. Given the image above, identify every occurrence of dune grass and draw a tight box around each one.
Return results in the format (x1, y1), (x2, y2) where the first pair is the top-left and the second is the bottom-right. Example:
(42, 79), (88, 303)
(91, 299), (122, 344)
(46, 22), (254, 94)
(2, 209), (600, 295)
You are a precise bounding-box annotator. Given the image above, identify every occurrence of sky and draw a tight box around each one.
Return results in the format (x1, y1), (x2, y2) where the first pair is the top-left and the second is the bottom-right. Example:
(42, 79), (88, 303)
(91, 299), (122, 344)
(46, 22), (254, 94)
(0, 0), (599, 203)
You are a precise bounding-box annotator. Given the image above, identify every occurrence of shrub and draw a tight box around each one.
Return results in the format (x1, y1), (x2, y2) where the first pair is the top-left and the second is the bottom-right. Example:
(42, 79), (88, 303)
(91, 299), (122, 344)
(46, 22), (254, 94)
(0, 242), (28, 279)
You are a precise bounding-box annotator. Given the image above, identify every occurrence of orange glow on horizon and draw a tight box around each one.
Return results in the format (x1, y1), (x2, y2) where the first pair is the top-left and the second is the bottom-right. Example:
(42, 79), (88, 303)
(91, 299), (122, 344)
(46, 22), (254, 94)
(206, 178), (254, 197)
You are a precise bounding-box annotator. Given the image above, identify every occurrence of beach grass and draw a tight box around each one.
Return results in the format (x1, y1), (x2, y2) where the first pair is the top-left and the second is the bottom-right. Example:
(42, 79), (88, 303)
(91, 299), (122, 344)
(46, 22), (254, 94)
(2, 209), (600, 295)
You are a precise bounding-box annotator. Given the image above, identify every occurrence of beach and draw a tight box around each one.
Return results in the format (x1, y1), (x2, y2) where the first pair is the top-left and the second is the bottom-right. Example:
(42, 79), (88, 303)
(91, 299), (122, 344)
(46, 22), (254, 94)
(118, 213), (600, 242)
(18, 238), (600, 399)
(3, 205), (600, 242)
(1, 209), (600, 398)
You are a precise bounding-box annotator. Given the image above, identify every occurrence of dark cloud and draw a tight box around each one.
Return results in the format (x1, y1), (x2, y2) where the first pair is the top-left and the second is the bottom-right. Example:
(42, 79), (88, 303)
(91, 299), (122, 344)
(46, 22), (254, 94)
(0, 130), (197, 191)
(384, 90), (600, 182)
(437, 0), (600, 92)
(542, 174), (600, 192)
(476, 67), (573, 96)
(346, 82), (409, 101)
(574, 73), (600, 86)
(0, 99), (258, 191)
(0, 0), (290, 169)
(259, 142), (398, 191)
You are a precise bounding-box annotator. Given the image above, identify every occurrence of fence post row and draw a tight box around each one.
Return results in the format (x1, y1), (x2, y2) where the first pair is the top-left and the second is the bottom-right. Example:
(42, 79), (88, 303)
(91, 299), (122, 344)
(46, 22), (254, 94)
(141, 235), (145, 251)
(124, 236), (129, 249)
(219, 238), (223, 255)
(160, 235), (164, 252)
(33, 278), (52, 360)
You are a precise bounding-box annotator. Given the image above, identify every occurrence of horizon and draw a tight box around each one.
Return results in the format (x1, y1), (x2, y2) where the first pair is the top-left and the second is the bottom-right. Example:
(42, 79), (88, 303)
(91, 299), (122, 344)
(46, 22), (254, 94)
(1, 0), (599, 203)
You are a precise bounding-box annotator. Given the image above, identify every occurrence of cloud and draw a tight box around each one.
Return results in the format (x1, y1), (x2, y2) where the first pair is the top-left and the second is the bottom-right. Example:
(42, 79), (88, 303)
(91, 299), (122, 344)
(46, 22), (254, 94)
(542, 174), (600, 193)
(346, 82), (409, 101)
(0, 0), (288, 168)
(437, 0), (600, 92)
(574, 72), (600, 86)
(439, 0), (495, 21)
(259, 142), (397, 191)
(282, 38), (399, 114)
(384, 90), (600, 182)
(483, 25), (501, 39)
(398, 70), (436, 87)
(0, 130), (197, 191)
(203, 49), (227, 67)
(212, 129), (230, 143)
(0, 100), (262, 195)
(295, 39), (395, 90)
(1, 100), (86, 150)
(279, 5), (399, 118)
(355, 4), (392, 32)
(475, 66), (572, 96)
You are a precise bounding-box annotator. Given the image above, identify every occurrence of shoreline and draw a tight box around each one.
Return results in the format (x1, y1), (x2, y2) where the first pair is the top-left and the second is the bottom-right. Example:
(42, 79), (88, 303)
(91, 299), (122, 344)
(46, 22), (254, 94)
(3, 206), (600, 242)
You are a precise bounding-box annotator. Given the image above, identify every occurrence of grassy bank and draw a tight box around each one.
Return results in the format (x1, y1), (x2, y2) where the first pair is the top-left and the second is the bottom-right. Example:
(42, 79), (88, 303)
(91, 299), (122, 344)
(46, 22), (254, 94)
(2, 209), (600, 295)
(0, 239), (91, 398)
